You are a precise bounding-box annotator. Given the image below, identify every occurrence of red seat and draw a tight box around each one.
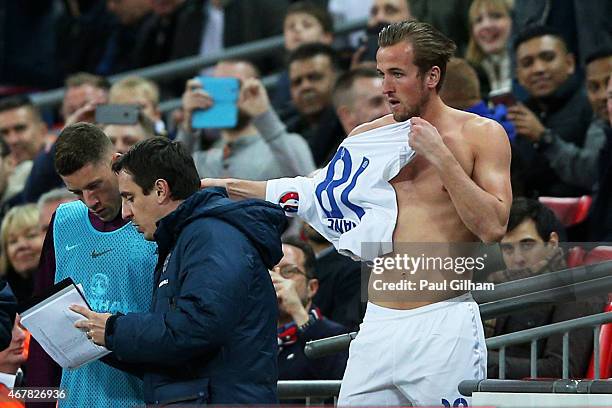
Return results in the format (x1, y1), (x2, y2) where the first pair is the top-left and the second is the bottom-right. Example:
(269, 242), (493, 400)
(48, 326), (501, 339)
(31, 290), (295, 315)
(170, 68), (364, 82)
(584, 246), (612, 265)
(538, 196), (592, 227)
(566, 246), (587, 268)
(585, 295), (612, 379)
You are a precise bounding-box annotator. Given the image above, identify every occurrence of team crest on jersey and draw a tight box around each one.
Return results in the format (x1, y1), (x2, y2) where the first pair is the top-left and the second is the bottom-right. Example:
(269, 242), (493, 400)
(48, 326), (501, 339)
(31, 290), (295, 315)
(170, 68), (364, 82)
(279, 191), (299, 214)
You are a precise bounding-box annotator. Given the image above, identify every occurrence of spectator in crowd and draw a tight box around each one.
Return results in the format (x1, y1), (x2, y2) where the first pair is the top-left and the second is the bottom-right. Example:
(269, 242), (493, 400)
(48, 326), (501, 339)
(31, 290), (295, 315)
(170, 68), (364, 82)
(0, 315), (28, 406)
(354, 0), (413, 65)
(96, 0), (153, 75)
(275, 237), (348, 380)
(508, 25), (593, 197)
(332, 67), (390, 135)
(180, 60), (315, 180)
(285, 43), (344, 166)
(486, 197), (604, 379)
(273, 1), (335, 111)
(72, 137), (285, 405)
(0, 97), (47, 205)
(302, 223), (363, 331)
(36, 189), (76, 236)
(587, 74), (612, 242)
(0, 280), (16, 350)
(103, 112), (157, 154)
(440, 58), (515, 140)
(465, 0), (513, 97)
(61, 73), (111, 129)
(512, 0), (612, 69)
(368, 0), (411, 28)
(134, 0), (288, 96)
(21, 73), (110, 204)
(25, 123), (157, 408)
(108, 76), (165, 135)
(0, 205), (44, 303)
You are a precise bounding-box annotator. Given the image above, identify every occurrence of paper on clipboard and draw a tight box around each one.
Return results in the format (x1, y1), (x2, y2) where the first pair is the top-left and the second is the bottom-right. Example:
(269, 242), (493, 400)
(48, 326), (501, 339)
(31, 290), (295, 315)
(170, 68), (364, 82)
(20, 279), (110, 369)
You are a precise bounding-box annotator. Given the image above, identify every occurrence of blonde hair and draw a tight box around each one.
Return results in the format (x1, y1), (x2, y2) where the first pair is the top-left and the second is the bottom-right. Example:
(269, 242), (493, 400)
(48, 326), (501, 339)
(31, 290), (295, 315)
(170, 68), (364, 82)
(466, 0), (513, 65)
(0, 204), (39, 276)
(110, 76), (160, 106)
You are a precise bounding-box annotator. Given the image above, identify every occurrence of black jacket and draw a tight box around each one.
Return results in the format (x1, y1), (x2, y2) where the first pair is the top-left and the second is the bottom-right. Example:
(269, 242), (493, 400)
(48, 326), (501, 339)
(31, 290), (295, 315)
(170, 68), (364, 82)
(106, 188), (286, 405)
(0, 280), (16, 350)
(512, 75), (593, 197)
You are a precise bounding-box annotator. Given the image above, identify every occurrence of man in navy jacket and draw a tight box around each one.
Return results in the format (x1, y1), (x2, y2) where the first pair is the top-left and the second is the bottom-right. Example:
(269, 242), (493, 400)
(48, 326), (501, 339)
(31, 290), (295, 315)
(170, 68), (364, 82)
(71, 137), (286, 405)
(0, 280), (16, 350)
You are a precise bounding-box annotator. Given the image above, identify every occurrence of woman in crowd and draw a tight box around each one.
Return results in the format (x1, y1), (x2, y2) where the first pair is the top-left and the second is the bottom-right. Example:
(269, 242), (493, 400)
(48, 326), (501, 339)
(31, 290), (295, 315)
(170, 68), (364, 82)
(0, 205), (44, 303)
(466, 0), (513, 97)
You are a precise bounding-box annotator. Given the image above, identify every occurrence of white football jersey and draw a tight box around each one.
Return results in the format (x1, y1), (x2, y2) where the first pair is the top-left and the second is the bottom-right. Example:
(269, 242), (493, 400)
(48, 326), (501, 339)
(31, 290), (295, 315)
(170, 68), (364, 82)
(266, 120), (415, 261)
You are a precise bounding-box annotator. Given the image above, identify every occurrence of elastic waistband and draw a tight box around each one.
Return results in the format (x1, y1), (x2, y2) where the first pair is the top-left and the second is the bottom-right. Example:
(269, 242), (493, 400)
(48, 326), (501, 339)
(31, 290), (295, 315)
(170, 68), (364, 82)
(364, 292), (475, 321)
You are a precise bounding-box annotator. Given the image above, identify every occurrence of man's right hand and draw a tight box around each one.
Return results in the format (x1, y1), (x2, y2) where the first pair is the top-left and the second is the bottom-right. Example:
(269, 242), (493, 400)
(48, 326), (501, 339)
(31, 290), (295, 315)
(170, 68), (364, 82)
(181, 79), (213, 132)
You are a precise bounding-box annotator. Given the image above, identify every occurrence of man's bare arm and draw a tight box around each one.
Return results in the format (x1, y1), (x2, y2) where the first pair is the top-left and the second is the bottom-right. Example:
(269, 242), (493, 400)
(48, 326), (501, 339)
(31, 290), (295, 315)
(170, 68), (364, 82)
(200, 178), (267, 200)
(434, 119), (512, 243)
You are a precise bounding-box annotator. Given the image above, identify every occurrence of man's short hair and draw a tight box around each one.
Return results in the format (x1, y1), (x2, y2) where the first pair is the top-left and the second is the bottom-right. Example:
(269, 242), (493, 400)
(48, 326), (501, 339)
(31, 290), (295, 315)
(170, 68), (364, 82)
(440, 58), (481, 103)
(288, 42), (340, 70)
(37, 188), (75, 212)
(112, 137), (199, 200)
(282, 236), (317, 279)
(65, 72), (111, 90)
(378, 20), (456, 92)
(585, 48), (612, 66)
(110, 76), (160, 106)
(513, 25), (568, 53)
(54, 122), (114, 176)
(332, 66), (379, 108)
(216, 59), (261, 78)
(0, 95), (43, 123)
(285, 1), (334, 34)
(507, 197), (566, 242)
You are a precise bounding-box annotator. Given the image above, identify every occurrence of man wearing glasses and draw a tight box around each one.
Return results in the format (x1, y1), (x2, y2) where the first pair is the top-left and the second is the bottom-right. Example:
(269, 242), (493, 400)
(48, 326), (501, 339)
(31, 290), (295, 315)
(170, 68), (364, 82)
(272, 237), (349, 380)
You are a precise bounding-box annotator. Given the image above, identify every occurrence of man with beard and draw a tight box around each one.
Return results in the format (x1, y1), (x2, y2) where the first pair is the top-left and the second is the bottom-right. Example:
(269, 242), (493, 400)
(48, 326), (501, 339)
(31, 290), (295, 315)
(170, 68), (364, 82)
(203, 21), (512, 406)
(178, 60), (315, 180)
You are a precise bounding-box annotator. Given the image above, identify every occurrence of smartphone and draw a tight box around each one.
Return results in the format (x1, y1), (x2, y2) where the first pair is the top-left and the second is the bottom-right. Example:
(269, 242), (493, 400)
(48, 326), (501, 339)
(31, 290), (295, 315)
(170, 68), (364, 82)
(489, 89), (517, 107)
(95, 104), (140, 125)
(191, 77), (240, 129)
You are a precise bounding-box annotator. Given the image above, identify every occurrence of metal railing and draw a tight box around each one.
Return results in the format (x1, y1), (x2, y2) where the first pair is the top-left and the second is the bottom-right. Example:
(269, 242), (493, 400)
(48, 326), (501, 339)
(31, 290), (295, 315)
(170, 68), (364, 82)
(29, 18), (368, 110)
(459, 379), (612, 396)
(487, 311), (612, 380)
(278, 380), (342, 404)
(305, 261), (612, 359)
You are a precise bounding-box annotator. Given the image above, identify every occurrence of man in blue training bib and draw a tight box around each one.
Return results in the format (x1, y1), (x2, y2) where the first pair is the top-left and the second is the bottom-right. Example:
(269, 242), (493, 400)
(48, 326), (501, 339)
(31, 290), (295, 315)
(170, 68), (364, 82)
(26, 122), (157, 408)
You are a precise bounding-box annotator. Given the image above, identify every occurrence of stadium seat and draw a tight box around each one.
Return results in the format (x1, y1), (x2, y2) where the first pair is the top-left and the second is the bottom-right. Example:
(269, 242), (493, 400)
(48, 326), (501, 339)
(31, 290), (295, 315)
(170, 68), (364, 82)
(538, 196), (592, 227)
(585, 295), (612, 379)
(584, 246), (612, 265)
(584, 246), (612, 379)
(566, 246), (587, 268)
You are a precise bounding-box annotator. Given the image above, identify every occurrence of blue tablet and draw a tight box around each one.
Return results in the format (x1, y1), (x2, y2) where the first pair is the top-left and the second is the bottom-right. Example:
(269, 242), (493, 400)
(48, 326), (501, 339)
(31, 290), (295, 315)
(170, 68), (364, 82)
(191, 77), (240, 129)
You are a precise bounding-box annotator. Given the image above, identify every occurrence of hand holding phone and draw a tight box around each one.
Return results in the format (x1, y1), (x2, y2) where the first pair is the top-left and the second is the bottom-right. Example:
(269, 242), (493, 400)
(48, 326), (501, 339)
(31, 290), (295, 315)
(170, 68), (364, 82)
(95, 104), (140, 125)
(489, 89), (517, 107)
(191, 77), (240, 129)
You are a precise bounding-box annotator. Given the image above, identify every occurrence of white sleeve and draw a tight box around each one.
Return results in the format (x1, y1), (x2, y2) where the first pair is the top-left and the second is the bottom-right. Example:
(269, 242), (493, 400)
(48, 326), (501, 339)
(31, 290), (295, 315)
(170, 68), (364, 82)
(265, 176), (316, 219)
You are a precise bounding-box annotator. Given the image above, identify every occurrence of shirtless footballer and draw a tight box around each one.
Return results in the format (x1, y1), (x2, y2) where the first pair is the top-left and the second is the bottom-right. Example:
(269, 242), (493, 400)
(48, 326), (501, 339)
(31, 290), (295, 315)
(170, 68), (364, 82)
(202, 21), (512, 407)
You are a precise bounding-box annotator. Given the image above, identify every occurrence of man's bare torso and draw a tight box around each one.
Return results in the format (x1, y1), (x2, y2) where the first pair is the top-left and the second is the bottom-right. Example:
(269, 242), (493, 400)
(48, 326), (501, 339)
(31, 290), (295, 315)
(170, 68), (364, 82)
(352, 110), (488, 309)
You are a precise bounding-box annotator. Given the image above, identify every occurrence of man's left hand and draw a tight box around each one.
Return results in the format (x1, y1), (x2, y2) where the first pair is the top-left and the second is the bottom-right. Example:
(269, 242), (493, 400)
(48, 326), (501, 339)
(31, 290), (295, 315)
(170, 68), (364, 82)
(409, 117), (450, 164)
(507, 103), (545, 142)
(70, 305), (112, 347)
